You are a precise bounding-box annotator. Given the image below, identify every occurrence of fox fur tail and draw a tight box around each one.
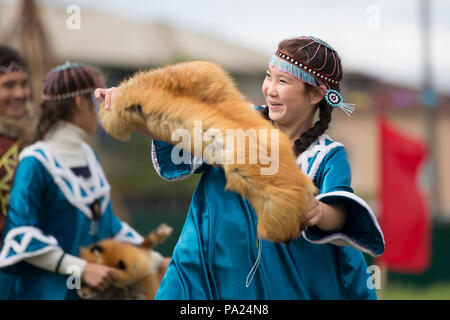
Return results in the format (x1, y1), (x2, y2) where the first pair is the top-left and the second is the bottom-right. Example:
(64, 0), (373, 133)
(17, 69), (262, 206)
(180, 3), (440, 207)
(98, 61), (317, 243)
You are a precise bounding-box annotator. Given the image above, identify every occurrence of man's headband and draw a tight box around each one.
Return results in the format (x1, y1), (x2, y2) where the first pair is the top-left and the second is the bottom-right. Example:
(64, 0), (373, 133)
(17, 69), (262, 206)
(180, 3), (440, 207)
(0, 61), (27, 76)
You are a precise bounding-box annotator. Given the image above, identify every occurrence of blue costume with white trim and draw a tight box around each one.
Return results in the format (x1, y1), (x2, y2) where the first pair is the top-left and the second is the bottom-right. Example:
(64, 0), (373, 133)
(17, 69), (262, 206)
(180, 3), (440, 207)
(152, 126), (384, 299)
(0, 142), (142, 300)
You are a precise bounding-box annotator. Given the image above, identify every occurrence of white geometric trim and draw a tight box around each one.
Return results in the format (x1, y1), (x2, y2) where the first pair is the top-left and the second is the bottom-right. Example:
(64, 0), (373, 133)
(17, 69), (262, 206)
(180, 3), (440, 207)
(151, 140), (203, 182)
(302, 191), (385, 257)
(113, 222), (144, 245)
(0, 226), (60, 268)
(18, 142), (111, 220)
(296, 134), (343, 180)
(151, 140), (164, 179)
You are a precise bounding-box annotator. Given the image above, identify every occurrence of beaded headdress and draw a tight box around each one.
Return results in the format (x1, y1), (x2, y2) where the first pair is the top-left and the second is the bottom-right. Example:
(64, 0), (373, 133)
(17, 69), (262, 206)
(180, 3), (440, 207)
(268, 36), (355, 116)
(41, 61), (99, 101)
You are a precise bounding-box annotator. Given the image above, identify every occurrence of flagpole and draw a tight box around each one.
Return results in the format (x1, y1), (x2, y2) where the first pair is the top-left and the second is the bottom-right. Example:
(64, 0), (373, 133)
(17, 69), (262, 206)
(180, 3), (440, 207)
(378, 261), (388, 300)
(376, 114), (388, 299)
(375, 103), (388, 300)
(421, 0), (439, 217)
(375, 3), (435, 298)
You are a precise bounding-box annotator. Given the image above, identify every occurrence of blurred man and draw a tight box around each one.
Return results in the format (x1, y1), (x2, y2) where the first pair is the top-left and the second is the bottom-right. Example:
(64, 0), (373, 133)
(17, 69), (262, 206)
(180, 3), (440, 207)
(0, 45), (34, 244)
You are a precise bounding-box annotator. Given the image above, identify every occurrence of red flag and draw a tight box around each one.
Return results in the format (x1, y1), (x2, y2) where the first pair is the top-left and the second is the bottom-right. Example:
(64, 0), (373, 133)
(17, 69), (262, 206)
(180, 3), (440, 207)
(378, 116), (431, 273)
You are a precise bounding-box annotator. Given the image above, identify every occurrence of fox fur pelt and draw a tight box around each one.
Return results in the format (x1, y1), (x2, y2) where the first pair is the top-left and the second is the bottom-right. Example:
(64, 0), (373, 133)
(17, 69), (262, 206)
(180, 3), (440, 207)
(78, 223), (173, 300)
(98, 61), (317, 243)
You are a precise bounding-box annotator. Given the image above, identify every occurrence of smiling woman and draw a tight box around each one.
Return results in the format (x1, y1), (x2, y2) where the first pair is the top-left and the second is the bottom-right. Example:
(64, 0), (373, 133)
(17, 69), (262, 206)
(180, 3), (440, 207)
(95, 36), (385, 300)
(263, 66), (323, 142)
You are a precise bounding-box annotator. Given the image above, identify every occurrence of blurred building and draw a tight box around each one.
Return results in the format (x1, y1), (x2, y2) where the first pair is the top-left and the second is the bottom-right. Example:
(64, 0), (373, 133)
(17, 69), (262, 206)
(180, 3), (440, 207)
(334, 76), (450, 219)
(1, 1), (449, 220)
(0, 1), (268, 101)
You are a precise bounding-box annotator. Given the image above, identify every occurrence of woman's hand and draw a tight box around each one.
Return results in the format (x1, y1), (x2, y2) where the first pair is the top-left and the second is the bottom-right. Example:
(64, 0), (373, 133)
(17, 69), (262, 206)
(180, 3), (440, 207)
(81, 262), (118, 292)
(94, 87), (120, 110)
(301, 195), (347, 233)
(302, 195), (323, 228)
(94, 87), (153, 138)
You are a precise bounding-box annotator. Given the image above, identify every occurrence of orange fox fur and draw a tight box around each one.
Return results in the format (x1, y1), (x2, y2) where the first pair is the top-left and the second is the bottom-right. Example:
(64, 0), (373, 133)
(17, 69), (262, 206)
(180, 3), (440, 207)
(98, 61), (317, 243)
(78, 223), (172, 300)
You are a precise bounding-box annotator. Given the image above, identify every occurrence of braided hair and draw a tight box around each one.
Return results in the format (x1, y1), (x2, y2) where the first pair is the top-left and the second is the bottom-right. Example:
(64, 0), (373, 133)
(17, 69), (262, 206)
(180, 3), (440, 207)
(263, 37), (343, 156)
(29, 62), (103, 144)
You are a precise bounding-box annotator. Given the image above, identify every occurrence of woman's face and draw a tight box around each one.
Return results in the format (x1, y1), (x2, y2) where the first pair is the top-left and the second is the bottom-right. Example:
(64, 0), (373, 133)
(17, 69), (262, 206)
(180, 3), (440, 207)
(86, 94), (99, 135)
(75, 94), (98, 136)
(262, 65), (318, 128)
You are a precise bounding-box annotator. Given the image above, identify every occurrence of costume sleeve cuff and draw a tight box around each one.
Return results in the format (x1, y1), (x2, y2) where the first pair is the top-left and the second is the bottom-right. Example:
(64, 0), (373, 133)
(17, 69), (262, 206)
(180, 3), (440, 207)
(24, 247), (64, 272)
(24, 248), (87, 276)
(151, 140), (204, 182)
(57, 253), (87, 276)
(302, 191), (385, 257)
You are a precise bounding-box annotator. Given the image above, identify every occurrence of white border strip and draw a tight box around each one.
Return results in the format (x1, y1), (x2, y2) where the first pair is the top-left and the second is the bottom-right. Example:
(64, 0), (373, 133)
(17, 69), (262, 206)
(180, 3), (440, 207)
(19, 142), (111, 219)
(151, 140), (203, 182)
(296, 134), (343, 180)
(0, 226), (59, 268)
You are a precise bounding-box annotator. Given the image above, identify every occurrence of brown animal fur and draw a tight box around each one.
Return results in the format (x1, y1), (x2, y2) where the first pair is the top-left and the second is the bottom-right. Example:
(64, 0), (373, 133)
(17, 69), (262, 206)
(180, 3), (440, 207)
(98, 61), (317, 243)
(78, 223), (172, 300)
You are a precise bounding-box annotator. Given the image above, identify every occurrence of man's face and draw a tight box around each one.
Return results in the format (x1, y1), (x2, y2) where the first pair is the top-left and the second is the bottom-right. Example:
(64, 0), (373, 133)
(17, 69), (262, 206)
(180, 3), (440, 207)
(0, 71), (30, 118)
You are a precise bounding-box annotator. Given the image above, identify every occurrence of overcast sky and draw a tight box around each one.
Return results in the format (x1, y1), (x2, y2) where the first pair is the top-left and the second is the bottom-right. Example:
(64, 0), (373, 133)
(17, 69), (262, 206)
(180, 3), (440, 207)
(5, 0), (450, 93)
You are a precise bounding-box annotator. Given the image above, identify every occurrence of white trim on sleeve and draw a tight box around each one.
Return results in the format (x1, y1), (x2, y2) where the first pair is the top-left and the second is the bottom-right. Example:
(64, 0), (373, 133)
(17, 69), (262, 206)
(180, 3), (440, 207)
(0, 226), (59, 268)
(151, 140), (203, 182)
(302, 190), (385, 257)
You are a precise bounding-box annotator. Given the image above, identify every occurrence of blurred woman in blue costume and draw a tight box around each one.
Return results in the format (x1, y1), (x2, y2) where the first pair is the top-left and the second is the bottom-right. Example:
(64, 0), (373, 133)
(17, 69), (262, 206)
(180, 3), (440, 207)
(0, 62), (145, 299)
(98, 36), (385, 300)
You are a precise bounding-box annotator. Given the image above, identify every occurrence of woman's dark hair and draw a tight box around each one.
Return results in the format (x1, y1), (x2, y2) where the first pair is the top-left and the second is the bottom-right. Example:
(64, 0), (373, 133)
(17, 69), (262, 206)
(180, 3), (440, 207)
(30, 63), (104, 143)
(263, 37), (343, 156)
(30, 98), (78, 143)
(0, 45), (29, 72)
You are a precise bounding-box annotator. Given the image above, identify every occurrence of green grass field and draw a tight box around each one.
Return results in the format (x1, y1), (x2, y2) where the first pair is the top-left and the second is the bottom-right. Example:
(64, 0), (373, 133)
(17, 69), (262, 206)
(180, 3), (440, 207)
(377, 283), (450, 300)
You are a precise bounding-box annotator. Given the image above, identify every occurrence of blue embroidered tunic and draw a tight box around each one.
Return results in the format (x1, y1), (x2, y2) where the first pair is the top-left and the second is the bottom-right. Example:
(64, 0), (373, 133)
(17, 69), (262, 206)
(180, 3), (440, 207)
(0, 142), (143, 300)
(151, 132), (384, 300)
